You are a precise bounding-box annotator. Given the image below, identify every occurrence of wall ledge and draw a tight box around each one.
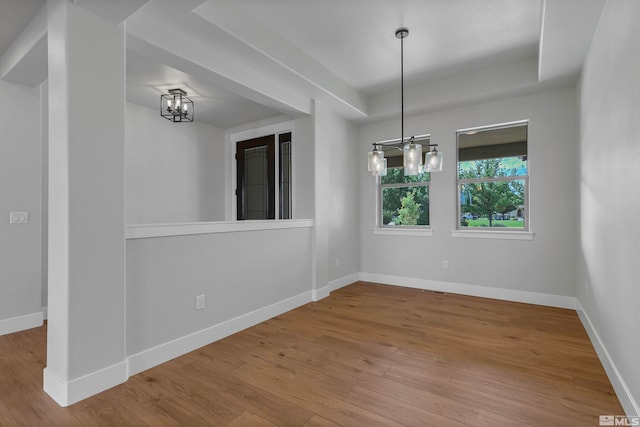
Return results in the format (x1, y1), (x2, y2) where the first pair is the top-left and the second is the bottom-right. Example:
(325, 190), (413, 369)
(126, 219), (314, 239)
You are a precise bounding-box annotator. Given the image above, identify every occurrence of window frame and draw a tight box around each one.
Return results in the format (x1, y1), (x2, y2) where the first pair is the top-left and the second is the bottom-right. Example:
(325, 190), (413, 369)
(455, 120), (530, 233)
(236, 135), (276, 220)
(229, 121), (294, 221)
(376, 135), (433, 230)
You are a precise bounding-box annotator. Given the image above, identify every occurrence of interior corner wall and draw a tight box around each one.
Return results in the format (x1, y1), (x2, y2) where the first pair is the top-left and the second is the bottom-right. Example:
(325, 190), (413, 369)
(293, 115), (315, 220)
(0, 80), (42, 326)
(40, 80), (49, 312)
(578, 0), (640, 416)
(125, 103), (226, 224)
(359, 86), (579, 297)
(324, 109), (359, 282)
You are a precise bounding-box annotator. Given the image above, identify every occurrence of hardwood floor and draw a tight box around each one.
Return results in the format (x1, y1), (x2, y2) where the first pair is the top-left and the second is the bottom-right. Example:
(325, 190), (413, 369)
(0, 282), (624, 426)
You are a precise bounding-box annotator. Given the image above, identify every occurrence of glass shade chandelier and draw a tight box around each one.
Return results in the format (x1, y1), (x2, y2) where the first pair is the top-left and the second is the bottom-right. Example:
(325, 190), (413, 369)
(161, 88), (194, 122)
(368, 28), (443, 176)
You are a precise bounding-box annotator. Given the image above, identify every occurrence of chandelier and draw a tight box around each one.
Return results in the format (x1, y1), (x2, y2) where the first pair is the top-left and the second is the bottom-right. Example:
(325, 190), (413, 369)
(161, 88), (194, 123)
(367, 28), (443, 176)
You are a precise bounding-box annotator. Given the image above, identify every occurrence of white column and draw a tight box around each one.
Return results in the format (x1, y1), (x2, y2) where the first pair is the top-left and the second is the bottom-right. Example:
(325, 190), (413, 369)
(44, 0), (126, 406)
(312, 101), (330, 299)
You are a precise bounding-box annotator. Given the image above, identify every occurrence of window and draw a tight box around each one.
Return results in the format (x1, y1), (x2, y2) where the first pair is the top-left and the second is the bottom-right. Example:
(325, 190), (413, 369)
(379, 138), (431, 227)
(236, 132), (292, 220)
(457, 122), (528, 230)
(279, 133), (292, 219)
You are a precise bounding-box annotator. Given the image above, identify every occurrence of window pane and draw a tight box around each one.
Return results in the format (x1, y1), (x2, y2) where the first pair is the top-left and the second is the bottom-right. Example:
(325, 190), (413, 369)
(279, 133), (292, 219)
(244, 146), (269, 219)
(458, 124), (527, 162)
(237, 134), (275, 220)
(382, 185), (429, 226)
(380, 167), (430, 184)
(459, 180), (525, 228)
(458, 156), (527, 179)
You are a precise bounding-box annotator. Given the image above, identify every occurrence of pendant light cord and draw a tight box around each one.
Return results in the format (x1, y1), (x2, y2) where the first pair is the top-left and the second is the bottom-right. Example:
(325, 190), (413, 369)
(400, 33), (404, 146)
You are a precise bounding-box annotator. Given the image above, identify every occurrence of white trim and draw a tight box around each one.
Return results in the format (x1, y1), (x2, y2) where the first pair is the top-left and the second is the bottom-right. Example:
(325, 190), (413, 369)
(43, 361), (127, 407)
(329, 273), (359, 292)
(358, 272), (576, 309)
(126, 219), (314, 239)
(457, 119), (530, 134)
(373, 227), (433, 237)
(0, 311), (43, 336)
(127, 290), (313, 376)
(576, 302), (640, 418)
(227, 119), (296, 144)
(312, 285), (330, 301)
(42, 306), (48, 321)
(451, 229), (534, 240)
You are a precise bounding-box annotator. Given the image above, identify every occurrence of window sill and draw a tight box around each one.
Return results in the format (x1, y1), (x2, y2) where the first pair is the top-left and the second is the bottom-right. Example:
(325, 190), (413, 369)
(450, 229), (533, 240)
(373, 227), (433, 237)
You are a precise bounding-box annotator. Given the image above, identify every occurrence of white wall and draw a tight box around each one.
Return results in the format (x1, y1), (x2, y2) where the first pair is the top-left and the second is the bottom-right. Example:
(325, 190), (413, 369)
(125, 103), (226, 224)
(360, 86), (579, 298)
(126, 226), (313, 358)
(293, 115), (315, 220)
(45, 0), (127, 400)
(325, 109), (360, 282)
(0, 80), (42, 331)
(123, 109), (321, 375)
(578, 0), (640, 416)
(40, 81), (48, 313)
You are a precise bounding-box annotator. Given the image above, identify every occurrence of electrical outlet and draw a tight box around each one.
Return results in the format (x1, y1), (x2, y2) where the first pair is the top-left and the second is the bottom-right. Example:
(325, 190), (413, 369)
(196, 294), (206, 310)
(9, 211), (28, 224)
(442, 260), (449, 270)
(335, 258), (340, 267)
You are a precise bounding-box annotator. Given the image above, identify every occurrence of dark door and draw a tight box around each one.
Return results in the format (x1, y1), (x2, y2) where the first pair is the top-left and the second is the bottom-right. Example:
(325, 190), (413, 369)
(236, 135), (275, 220)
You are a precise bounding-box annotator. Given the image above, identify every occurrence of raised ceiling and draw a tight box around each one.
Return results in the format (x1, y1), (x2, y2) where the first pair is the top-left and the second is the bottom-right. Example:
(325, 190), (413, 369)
(0, 0), (45, 59)
(230, 0), (542, 94)
(0, 0), (606, 127)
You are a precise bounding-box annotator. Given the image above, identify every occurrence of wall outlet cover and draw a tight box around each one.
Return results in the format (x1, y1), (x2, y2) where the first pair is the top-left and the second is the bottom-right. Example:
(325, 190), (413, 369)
(9, 211), (29, 224)
(196, 294), (206, 310)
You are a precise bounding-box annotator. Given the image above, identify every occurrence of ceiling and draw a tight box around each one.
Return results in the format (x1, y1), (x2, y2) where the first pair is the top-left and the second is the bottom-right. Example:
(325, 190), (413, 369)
(0, 0), (606, 127)
(231, 0), (541, 95)
(126, 52), (283, 128)
(0, 0), (45, 58)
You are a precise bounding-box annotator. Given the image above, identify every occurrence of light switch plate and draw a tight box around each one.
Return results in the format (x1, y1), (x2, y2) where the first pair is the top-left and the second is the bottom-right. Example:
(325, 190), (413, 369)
(9, 211), (28, 224)
(196, 294), (206, 310)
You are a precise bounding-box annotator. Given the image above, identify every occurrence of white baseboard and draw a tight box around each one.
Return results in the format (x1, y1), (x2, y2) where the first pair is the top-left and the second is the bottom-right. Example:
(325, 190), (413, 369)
(0, 311), (44, 336)
(42, 306), (48, 321)
(127, 290), (313, 377)
(358, 272), (577, 309)
(43, 361), (128, 407)
(312, 285), (330, 301)
(329, 273), (359, 292)
(576, 302), (639, 418)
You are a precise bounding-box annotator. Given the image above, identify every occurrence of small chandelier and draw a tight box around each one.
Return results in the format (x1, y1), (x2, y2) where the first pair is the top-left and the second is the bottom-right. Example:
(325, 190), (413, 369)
(367, 28), (443, 176)
(161, 88), (194, 122)
(368, 135), (441, 174)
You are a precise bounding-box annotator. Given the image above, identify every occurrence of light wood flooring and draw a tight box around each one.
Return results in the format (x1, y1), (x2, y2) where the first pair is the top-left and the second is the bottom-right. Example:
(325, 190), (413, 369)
(0, 281), (624, 426)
